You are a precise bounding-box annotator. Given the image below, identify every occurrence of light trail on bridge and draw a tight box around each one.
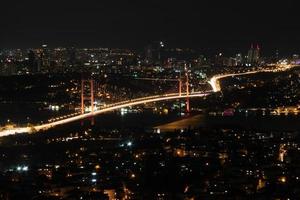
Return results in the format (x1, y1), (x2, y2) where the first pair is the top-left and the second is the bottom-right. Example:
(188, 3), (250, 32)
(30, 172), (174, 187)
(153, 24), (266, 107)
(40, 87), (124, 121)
(208, 71), (268, 92)
(208, 64), (297, 92)
(0, 92), (210, 137)
(0, 64), (297, 137)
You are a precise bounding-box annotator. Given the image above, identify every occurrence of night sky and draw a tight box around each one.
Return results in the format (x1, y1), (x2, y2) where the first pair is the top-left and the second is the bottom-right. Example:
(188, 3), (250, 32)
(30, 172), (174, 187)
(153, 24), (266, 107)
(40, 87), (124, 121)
(0, 0), (299, 54)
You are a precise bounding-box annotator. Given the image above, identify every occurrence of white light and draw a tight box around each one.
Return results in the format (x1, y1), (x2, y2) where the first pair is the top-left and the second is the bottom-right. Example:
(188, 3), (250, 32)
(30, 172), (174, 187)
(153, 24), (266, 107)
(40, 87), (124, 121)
(22, 166), (28, 171)
(91, 179), (97, 183)
(127, 141), (132, 147)
(17, 166), (22, 171)
(160, 41), (164, 47)
(91, 172), (97, 176)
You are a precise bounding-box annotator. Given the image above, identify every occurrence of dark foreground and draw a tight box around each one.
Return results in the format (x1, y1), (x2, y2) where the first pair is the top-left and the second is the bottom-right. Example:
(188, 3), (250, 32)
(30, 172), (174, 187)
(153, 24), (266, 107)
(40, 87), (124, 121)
(0, 114), (299, 199)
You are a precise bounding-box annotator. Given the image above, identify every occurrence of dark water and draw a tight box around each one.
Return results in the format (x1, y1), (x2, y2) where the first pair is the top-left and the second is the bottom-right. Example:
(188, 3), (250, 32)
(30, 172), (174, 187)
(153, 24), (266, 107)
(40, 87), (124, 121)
(0, 102), (73, 126)
(0, 102), (182, 131)
(50, 112), (300, 134)
(82, 111), (180, 130)
(157, 114), (300, 132)
(1, 102), (300, 132)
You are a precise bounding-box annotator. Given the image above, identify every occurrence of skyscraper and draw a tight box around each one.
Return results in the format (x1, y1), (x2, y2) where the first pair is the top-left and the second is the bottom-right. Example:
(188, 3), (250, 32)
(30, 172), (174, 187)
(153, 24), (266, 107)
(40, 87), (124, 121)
(40, 44), (51, 72)
(247, 44), (260, 66)
(253, 44), (260, 63)
(235, 53), (243, 66)
(67, 47), (77, 68)
(144, 44), (153, 64)
(28, 50), (39, 73)
(144, 41), (165, 65)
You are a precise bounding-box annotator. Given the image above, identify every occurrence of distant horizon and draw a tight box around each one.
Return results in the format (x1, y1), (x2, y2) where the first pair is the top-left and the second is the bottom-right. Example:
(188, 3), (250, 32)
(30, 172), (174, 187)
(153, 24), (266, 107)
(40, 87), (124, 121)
(1, 42), (299, 57)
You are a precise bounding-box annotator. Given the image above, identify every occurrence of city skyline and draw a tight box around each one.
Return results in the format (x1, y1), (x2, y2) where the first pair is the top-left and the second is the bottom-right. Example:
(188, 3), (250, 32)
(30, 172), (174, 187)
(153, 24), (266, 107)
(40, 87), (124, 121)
(2, 1), (300, 199)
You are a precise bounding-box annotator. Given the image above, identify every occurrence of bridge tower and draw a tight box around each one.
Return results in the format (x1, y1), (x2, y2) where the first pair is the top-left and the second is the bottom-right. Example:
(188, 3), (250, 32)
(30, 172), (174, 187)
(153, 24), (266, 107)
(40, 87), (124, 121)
(81, 79), (95, 114)
(81, 79), (95, 125)
(178, 64), (190, 113)
(185, 64), (190, 113)
(178, 79), (182, 96)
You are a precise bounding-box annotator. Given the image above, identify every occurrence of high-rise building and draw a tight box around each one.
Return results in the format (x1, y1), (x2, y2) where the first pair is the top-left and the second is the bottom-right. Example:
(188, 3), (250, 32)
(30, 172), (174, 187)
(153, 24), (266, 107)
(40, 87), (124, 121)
(28, 50), (39, 73)
(235, 53), (243, 66)
(144, 41), (165, 65)
(40, 44), (51, 72)
(144, 44), (153, 64)
(214, 53), (225, 66)
(247, 44), (260, 66)
(67, 47), (77, 67)
(253, 44), (260, 63)
(227, 57), (237, 67)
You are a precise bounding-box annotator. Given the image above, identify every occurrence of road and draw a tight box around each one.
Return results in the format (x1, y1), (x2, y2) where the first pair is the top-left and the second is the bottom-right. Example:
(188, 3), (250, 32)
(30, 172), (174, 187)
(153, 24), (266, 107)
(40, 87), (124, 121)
(0, 64), (297, 137)
(208, 64), (296, 92)
(208, 71), (268, 92)
(0, 92), (209, 137)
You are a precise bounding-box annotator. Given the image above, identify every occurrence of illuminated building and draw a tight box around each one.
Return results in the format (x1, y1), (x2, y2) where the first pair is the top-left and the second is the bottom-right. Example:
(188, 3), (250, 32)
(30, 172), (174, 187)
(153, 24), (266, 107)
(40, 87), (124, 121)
(40, 44), (51, 72)
(247, 44), (260, 66)
(27, 50), (39, 73)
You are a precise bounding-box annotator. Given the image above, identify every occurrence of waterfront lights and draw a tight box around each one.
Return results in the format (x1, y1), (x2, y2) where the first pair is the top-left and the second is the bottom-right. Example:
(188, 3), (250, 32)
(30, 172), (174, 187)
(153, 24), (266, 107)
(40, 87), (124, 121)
(127, 141), (132, 147)
(16, 165), (28, 172)
(22, 166), (29, 171)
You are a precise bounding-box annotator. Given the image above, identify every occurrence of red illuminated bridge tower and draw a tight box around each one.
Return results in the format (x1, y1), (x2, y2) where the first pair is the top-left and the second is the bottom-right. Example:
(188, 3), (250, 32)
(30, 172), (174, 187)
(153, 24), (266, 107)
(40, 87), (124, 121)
(81, 79), (95, 125)
(178, 63), (190, 113)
